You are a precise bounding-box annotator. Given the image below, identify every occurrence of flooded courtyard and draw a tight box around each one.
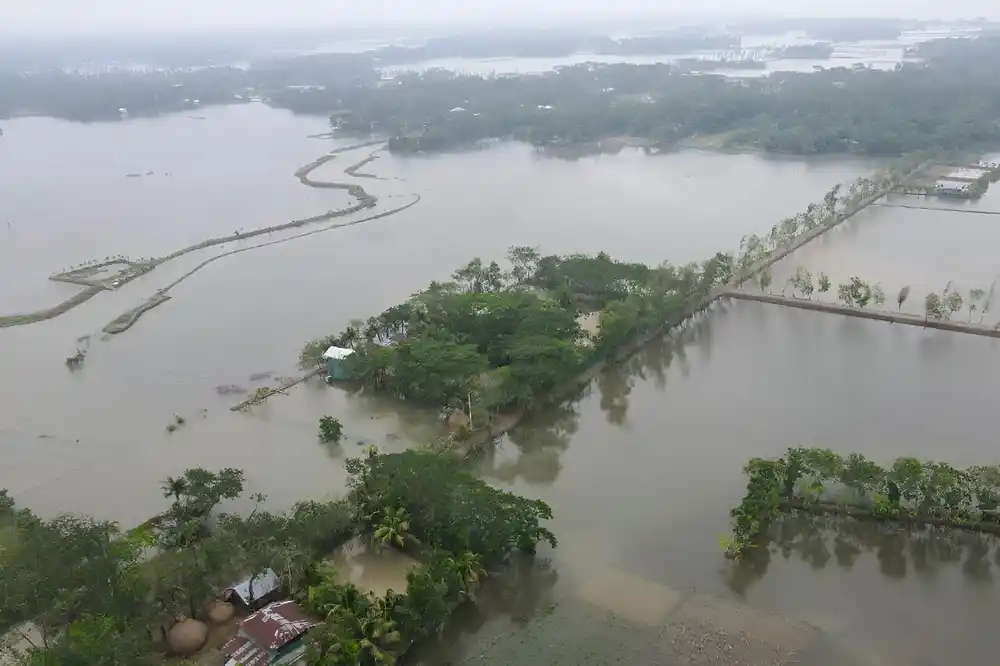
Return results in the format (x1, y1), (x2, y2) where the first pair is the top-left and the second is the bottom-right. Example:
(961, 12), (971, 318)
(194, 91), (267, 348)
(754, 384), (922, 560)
(2, 104), (999, 664)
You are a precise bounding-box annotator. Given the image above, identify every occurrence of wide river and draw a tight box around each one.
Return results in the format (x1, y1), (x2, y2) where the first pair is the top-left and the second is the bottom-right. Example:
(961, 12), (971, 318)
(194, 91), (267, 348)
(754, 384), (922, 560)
(2, 104), (998, 664)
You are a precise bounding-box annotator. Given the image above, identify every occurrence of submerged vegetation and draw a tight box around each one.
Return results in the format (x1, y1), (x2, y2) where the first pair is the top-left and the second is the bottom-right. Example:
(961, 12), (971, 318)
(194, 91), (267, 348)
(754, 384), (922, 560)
(0, 447), (555, 665)
(726, 448), (1000, 558)
(300, 161), (914, 437)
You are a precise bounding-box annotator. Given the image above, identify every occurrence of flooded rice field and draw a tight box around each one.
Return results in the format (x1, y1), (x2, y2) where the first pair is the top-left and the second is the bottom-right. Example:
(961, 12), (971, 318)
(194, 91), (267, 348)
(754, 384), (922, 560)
(413, 301), (1000, 665)
(1, 103), (998, 664)
(769, 191), (1000, 324)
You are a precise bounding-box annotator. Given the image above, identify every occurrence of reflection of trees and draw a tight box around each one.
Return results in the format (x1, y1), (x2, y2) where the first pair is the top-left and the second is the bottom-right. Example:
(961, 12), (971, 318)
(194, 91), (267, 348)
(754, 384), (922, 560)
(594, 307), (721, 427)
(727, 512), (999, 596)
(406, 555), (559, 664)
(479, 401), (580, 486)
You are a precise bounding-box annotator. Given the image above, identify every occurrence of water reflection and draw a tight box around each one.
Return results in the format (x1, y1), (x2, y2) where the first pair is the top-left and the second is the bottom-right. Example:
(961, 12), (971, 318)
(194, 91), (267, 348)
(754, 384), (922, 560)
(405, 555), (559, 665)
(729, 512), (1000, 596)
(479, 401), (580, 485)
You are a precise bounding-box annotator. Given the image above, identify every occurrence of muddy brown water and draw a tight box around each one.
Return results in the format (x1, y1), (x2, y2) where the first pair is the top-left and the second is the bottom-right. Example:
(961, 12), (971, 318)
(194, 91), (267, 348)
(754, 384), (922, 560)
(1, 104), (994, 664)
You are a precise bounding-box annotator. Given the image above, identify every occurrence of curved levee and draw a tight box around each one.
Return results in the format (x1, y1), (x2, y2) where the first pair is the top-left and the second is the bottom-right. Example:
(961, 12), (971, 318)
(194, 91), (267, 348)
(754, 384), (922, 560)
(0, 137), (415, 329)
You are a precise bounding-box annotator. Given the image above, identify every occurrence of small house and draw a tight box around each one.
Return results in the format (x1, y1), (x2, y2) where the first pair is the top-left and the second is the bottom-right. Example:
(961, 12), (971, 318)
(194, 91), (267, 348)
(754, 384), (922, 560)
(222, 600), (318, 666)
(223, 569), (281, 613)
(934, 180), (971, 197)
(322, 346), (355, 381)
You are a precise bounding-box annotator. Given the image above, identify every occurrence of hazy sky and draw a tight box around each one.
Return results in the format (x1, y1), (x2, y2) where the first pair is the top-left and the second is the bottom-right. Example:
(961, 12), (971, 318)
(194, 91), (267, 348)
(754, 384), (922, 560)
(6, 0), (997, 37)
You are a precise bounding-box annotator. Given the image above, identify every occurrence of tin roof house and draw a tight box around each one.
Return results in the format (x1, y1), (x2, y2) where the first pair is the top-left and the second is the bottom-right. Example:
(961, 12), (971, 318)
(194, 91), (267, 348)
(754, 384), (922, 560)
(222, 600), (319, 666)
(223, 568), (281, 613)
(322, 346), (356, 382)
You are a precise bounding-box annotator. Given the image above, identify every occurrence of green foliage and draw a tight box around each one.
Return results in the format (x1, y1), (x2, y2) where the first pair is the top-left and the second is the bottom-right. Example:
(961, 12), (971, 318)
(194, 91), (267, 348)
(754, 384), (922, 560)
(788, 267), (814, 299)
(157, 468), (244, 549)
(924, 292), (945, 320)
(319, 416), (345, 444)
(725, 448), (1000, 557)
(726, 458), (785, 558)
(897, 285), (910, 309)
(943, 290), (963, 319)
(0, 513), (150, 649)
(817, 273), (831, 294)
(347, 450), (556, 566)
(757, 268), (772, 293)
(19, 615), (157, 666)
(836, 277), (872, 308)
(370, 507), (417, 551)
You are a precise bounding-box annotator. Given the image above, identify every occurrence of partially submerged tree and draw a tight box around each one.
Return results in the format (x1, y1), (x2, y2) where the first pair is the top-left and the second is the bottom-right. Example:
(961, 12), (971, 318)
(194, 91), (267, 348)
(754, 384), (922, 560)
(318, 416), (344, 444)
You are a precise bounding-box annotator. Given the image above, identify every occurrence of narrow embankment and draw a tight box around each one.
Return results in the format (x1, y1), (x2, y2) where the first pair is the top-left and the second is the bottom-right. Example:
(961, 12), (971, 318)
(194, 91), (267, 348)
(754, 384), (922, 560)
(722, 290), (1000, 338)
(1, 138), (411, 329)
(456, 178), (915, 449)
(104, 195), (421, 334)
(871, 202), (1000, 215)
(0, 286), (104, 329)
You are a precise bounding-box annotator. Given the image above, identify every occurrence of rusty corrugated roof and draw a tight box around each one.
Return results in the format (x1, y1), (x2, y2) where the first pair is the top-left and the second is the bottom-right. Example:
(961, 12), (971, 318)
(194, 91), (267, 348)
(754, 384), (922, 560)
(222, 634), (268, 666)
(239, 600), (318, 652)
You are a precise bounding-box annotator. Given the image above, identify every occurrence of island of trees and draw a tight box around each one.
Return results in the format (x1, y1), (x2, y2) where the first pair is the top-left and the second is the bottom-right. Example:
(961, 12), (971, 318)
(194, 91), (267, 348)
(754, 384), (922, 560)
(300, 247), (731, 439)
(725, 447), (1000, 559)
(0, 448), (555, 664)
(298, 159), (915, 440)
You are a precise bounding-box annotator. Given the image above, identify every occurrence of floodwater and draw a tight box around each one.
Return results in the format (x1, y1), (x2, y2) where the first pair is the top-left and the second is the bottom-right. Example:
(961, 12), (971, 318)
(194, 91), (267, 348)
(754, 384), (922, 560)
(0, 103), (878, 522)
(411, 301), (1000, 665)
(381, 27), (967, 78)
(769, 191), (1000, 324)
(0, 103), (991, 663)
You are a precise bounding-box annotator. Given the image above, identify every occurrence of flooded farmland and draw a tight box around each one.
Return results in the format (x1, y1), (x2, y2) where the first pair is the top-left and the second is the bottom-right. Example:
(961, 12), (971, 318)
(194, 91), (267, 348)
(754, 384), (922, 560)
(2, 103), (998, 664)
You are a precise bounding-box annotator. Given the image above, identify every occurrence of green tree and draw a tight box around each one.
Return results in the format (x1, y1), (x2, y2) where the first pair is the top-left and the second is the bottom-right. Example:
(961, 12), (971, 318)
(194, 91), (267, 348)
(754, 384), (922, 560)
(757, 268), (772, 293)
(160, 476), (188, 503)
(837, 277), (872, 308)
(924, 292), (945, 321)
(452, 551), (487, 600)
(968, 288), (985, 321)
(944, 291), (963, 319)
(896, 285), (910, 309)
(872, 283), (886, 307)
(319, 416), (344, 444)
(371, 507), (417, 551)
(817, 273), (831, 295)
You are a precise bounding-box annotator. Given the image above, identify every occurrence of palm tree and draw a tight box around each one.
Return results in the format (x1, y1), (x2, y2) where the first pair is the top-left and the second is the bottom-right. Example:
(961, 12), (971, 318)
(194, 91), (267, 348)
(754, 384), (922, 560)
(161, 476), (188, 503)
(372, 507), (417, 551)
(453, 551), (487, 599)
(359, 619), (400, 664)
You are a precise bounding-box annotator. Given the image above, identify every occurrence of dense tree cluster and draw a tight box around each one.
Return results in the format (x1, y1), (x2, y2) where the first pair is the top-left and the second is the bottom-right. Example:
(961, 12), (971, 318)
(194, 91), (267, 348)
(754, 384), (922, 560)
(304, 448), (555, 664)
(303, 246), (729, 418)
(5, 30), (1000, 159)
(361, 37), (1000, 156)
(0, 449), (556, 665)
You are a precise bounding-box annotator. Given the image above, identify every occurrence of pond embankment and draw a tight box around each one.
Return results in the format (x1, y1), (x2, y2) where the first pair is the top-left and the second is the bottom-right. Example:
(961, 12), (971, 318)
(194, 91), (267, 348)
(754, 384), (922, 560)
(1, 139), (411, 330)
(720, 290), (1000, 338)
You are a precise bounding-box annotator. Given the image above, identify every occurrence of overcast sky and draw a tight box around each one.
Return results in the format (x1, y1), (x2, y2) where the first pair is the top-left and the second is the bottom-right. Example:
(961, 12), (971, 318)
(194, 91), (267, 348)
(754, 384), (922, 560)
(6, 0), (998, 37)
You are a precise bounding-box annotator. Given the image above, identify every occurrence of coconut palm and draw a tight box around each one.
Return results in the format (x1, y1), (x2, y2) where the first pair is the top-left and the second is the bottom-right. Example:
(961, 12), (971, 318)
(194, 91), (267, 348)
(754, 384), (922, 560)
(359, 601), (401, 665)
(372, 507), (418, 551)
(161, 476), (188, 503)
(453, 551), (487, 599)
